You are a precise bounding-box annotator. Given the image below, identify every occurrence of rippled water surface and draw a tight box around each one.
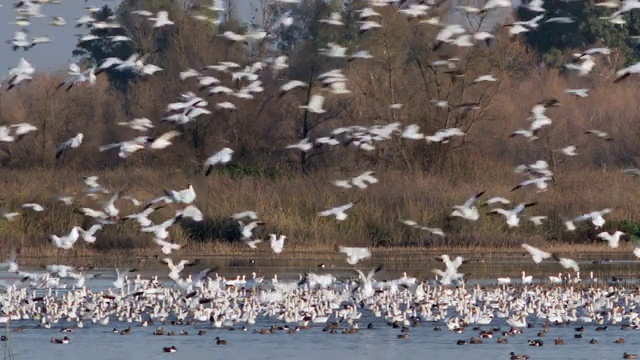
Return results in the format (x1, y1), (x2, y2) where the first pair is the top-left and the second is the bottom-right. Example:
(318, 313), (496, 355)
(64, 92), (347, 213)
(2, 252), (640, 360)
(4, 312), (640, 360)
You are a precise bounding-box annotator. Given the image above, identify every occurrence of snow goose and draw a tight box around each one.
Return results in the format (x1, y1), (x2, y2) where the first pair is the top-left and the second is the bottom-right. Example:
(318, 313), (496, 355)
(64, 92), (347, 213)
(339, 246), (371, 265)
(299, 94), (326, 114)
(102, 192), (121, 219)
(623, 168), (640, 177)
(559, 145), (578, 156)
(149, 11), (174, 28)
(450, 191), (485, 221)
(177, 205), (203, 222)
(528, 215), (547, 226)
(522, 0), (546, 12)
(239, 220), (265, 239)
(10, 123), (37, 140)
(401, 124), (424, 140)
(432, 24), (466, 51)
(597, 231), (624, 248)
(511, 176), (552, 193)
(333, 171), (378, 189)
(544, 16), (575, 24)
(318, 202), (357, 221)
(46, 264), (76, 278)
(565, 54), (596, 76)
(78, 224), (103, 243)
(435, 254), (467, 273)
(179, 68), (200, 81)
(488, 202), (537, 227)
(510, 129), (538, 141)
(121, 205), (164, 227)
(230, 211), (258, 221)
(348, 50), (373, 62)
(243, 238), (263, 249)
(483, 197), (511, 206)
(218, 30), (246, 42)
(399, 4), (430, 18)
(83, 175), (101, 191)
(56, 63), (91, 91)
(21, 203), (44, 212)
(565, 88), (590, 97)
(0, 127), (14, 143)
(573, 208), (612, 229)
(204, 148), (234, 176)
(99, 137), (150, 158)
(268, 55), (289, 72)
(400, 219), (445, 236)
(279, 80), (307, 96)
(153, 238), (184, 255)
(585, 129), (613, 141)
(319, 12), (343, 26)
(480, 0), (512, 12)
(141, 214), (183, 240)
(55, 133), (83, 159)
(197, 75), (221, 90)
(149, 130), (180, 149)
(357, 7), (381, 19)
(552, 254), (580, 272)
(614, 61), (640, 82)
(109, 35), (133, 43)
(473, 74), (497, 83)
(352, 265), (383, 298)
(6, 72), (32, 91)
(0, 252), (18, 274)
(269, 234), (285, 254)
(0, 207), (19, 221)
(50, 227), (81, 250)
(358, 20), (382, 33)
(426, 128), (465, 143)
(161, 258), (198, 279)
(165, 184), (196, 204)
(515, 160), (553, 177)
(117, 118), (154, 132)
(432, 259), (464, 286)
(521, 243), (552, 263)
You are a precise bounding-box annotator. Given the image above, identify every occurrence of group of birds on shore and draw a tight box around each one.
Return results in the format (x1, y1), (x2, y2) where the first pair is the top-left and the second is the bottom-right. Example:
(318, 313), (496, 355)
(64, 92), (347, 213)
(3, 0), (640, 357)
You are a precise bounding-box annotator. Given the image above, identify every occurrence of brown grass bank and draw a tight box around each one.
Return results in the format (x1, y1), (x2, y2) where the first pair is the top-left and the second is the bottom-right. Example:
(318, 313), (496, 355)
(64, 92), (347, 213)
(0, 164), (638, 261)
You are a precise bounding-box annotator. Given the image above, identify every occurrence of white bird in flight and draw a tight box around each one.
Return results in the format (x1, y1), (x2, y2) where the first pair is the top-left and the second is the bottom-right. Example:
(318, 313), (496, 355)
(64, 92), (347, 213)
(318, 202), (358, 221)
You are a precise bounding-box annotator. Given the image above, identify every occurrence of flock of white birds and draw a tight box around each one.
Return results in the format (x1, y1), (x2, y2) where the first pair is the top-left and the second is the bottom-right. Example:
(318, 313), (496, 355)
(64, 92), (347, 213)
(2, 0), (640, 355)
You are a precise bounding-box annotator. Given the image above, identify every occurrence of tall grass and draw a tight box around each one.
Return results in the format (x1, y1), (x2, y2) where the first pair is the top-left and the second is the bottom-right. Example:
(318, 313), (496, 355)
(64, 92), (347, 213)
(0, 163), (638, 259)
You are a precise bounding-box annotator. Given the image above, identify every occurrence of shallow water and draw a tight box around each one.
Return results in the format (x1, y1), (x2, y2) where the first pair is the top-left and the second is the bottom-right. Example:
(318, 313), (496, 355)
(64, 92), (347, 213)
(15, 250), (640, 281)
(3, 253), (640, 359)
(4, 308), (640, 360)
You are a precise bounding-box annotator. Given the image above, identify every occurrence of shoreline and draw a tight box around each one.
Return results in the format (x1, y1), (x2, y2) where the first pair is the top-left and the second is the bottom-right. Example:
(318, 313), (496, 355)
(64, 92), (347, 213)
(8, 243), (636, 268)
